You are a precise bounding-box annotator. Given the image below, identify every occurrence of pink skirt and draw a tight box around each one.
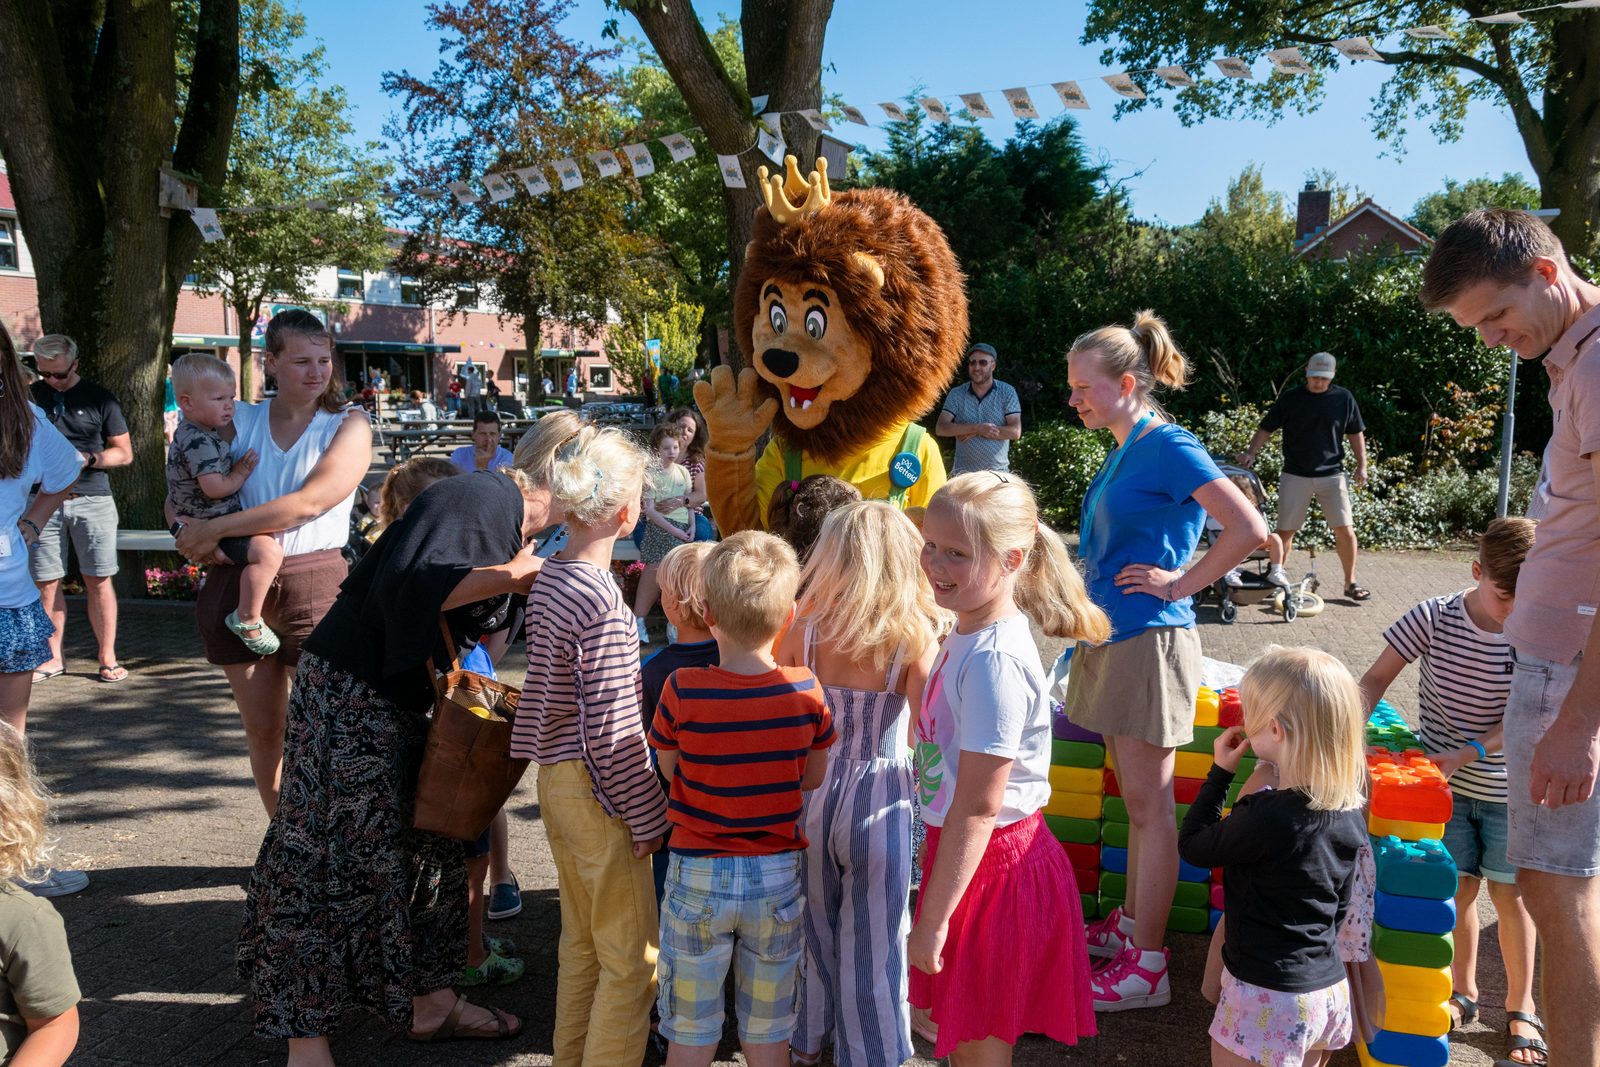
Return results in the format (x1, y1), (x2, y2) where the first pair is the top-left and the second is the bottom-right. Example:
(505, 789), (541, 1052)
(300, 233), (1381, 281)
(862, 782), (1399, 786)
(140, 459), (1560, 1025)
(909, 811), (1096, 1057)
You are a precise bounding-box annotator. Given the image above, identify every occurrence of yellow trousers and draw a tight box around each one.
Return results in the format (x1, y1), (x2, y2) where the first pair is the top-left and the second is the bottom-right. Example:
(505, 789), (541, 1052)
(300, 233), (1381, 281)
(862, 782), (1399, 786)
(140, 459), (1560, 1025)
(539, 760), (660, 1066)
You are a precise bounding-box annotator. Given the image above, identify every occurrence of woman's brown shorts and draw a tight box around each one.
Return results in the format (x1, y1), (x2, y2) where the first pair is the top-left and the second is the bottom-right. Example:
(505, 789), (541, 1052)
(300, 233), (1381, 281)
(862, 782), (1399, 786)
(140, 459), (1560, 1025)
(196, 548), (346, 668)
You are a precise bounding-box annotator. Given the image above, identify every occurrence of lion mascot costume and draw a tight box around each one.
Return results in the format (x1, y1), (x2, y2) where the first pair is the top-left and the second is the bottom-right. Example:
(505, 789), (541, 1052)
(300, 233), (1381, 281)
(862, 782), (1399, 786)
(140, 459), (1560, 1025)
(693, 155), (968, 534)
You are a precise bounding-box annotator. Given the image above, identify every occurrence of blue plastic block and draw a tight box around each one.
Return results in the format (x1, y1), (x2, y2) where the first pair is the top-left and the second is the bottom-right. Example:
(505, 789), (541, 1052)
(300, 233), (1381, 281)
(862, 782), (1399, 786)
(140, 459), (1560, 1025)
(1101, 845), (1128, 875)
(1208, 907), (1222, 932)
(1366, 1029), (1449, 1067)
(1374, 888), (1456, 935)
(1372, 835), (1458, 901)
(1177, 856), (1212, 884)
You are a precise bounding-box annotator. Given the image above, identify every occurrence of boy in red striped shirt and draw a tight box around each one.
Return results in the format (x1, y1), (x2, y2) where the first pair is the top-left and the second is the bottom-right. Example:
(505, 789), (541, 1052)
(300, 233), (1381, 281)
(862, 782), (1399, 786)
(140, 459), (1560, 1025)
(650, 530), (834, 1065)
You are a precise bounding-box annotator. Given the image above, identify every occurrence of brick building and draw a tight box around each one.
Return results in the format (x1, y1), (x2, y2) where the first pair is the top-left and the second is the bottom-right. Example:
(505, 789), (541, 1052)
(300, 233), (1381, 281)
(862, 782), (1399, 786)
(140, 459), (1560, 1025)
(1, 163), (621, 401)
(1294, 181), (1432, 262)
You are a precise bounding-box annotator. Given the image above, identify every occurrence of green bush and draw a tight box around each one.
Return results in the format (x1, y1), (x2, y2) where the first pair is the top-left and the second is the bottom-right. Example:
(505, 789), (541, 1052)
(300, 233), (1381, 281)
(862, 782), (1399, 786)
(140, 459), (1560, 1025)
(1009, 421), (1110, 528)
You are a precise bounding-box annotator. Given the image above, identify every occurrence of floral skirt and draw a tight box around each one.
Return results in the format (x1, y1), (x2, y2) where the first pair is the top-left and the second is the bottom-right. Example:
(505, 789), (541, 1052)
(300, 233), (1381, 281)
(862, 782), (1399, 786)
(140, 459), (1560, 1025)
(0, 600), (53, 675)
(236, 653), (467, 1037)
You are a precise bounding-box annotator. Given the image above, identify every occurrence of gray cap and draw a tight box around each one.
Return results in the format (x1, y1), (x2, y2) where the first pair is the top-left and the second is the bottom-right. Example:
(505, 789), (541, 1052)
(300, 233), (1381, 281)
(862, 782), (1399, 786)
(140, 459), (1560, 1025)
(967, 342), (997, 360)
(1307, 352), (1336, 379)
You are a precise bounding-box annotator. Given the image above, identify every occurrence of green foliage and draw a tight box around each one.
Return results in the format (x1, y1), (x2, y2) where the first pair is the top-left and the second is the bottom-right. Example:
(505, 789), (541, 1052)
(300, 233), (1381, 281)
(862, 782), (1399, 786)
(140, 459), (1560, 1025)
(609, 287), (705, 393)
(186, 0), (391, 394)
(1194, 165), (1294, 261)
(1009, 423), (1111, 529)
(1409, 173), (1540, 237)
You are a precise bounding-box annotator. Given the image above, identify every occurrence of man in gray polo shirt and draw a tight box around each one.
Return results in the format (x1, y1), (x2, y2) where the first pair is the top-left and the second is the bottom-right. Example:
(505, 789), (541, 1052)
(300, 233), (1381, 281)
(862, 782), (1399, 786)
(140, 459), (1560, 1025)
(937, 342), (1022, 474)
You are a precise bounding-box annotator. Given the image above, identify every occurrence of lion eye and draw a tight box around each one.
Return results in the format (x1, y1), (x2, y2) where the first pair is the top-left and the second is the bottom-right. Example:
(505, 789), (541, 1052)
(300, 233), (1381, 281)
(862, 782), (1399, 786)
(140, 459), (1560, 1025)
(768, 303), (787, 334)
(805, 307), (826, 340)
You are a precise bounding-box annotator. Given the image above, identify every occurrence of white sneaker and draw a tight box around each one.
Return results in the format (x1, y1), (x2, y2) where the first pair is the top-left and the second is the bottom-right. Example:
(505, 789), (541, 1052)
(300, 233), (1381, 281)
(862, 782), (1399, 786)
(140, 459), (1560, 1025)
(635, 616), (649, 644)
(1091, 944), (1171, 1012)
(1267, 565), (1291, 588)
(19, 869), (89, 898)
(1223, 568), (1245, 588)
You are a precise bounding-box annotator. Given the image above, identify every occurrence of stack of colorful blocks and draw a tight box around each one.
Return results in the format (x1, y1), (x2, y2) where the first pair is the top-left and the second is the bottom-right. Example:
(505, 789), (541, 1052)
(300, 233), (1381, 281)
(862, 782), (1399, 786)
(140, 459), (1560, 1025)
(1046, 717), (1108, 919)
(1360, 747), (1457, 1067)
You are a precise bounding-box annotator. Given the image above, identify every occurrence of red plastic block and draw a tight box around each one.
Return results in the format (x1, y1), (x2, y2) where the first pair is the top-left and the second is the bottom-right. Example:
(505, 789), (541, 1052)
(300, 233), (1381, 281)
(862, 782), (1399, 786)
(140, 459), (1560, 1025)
(1173, 776), (1206, 804)
(1218, 688), (1243, 728)
(1103, 767), (1121, 797)
(1074, 867), (1100, 893)
(1063, 841), (1099, 871)
(1210, 883), (1224, 910)
(1368, 748), (1453, 825)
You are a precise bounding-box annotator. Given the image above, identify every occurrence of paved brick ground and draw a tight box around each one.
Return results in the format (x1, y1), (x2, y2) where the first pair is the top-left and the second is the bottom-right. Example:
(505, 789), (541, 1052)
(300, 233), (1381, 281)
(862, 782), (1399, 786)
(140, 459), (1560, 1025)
(30, 542), (1523, 1065)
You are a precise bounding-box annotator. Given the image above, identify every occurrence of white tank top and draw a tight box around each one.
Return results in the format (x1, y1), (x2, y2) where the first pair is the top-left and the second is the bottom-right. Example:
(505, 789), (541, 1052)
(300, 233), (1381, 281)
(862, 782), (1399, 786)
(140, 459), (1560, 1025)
(230, 400), (362, 557)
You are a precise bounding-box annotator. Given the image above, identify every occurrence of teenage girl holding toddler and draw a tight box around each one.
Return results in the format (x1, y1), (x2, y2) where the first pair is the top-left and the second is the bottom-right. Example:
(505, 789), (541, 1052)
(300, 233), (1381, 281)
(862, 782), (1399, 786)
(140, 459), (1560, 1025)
(910, 472), (1110, 1064)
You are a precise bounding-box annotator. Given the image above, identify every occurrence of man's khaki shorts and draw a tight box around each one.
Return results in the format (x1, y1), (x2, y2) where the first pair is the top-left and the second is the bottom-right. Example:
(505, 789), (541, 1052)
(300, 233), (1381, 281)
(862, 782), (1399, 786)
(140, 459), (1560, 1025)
(1276, 472), (1352, 531)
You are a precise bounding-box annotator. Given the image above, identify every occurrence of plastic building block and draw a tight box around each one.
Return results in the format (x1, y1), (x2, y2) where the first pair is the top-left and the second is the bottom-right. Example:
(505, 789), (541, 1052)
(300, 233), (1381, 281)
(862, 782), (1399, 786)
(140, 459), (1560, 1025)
(1208, 907), (1222, 932)
(1080, 893), (1097, 917)
(1048, 764), (1103, 794)
(1210, 883), (1224, 910)
(1103, 768), (1121, 797)
(1356, 1042), (1402, 1067)
(1369, 749), (1453, 825)
(1074, 868), (1099, 894)
(1368, 813), (1447, 841)
(1177, 856), (1211, 884)
(1173, 776), (1206, 804)
(1366, 702), (1420, 751)
(1062, 841), (1099, 871)
(1195, 687), (1220, 728)
(1053, 714), (1103, 744)
(1181, 726), (1225, 754)
(1103, 796), (1127, 823)
(1101, 821), (1128, 849)
(1378, 995), (1450, 1038)
(1226, 779), (1244, 806)
(1365, 1029), (1449, 1067)
(1374, 888), (1455, 935)
(1375, 960), (1451, 1004)
(1044, 815), (1101, 845)
(1052, 739), (1106, 769)
(1174, 751), (1214, 779)
(1100, 873), (1208, 910)
(1167, 904), (1210, 933)
(1101, 845), (1128, 875)
(1372, 924), (1453, 969)
(1217, 688), (1242, 728)
(1043, 790), (1100, 820)
(1373, 837), (1458, 901)
(1097, 895), (1122, 919)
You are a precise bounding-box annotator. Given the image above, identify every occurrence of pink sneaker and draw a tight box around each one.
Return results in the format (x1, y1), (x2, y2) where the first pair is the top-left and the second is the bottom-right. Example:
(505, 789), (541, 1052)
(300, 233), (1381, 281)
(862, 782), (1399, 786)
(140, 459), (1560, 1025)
(1085, 906), (1132, 959)
(1090, 944), (1171, 1012)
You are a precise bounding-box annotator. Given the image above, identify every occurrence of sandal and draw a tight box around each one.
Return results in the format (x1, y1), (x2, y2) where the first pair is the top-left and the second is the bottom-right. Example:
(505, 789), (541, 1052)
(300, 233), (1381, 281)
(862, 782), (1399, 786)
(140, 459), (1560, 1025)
(1344, 582), (1372, 601)
(30, 667), (64, 683)
(1448, 992), (1479, 1029)
(225, 611), (281, 656)
(407, 992), (522, 1042)
(1503, 1010), (1548, 1065)
(97, 664), (128, 683)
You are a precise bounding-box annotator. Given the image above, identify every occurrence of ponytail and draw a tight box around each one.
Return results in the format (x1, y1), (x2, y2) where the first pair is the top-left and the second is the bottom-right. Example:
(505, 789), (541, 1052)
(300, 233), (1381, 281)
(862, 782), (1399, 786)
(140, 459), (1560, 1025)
(1068, 309), (1190, 411)
(1129, 309), (1189, 390)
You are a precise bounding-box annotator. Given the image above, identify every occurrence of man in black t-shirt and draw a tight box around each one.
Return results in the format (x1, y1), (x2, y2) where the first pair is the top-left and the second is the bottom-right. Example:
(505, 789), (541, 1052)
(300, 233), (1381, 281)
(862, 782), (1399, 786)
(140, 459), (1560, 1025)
(1238, 352), (1371, 602)
(29, 334), (134, 682)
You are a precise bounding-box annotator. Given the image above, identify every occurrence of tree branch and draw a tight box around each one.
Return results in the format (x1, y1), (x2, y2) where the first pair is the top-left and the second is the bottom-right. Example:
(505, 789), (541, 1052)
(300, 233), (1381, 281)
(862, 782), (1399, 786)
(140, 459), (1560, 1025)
(167, 0), (241, 295)
(628, 0), (752, 152)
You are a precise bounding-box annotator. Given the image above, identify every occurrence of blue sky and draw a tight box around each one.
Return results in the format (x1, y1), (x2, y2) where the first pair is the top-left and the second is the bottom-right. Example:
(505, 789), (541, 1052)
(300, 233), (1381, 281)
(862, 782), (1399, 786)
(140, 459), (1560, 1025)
(300, 0), (1535, 226)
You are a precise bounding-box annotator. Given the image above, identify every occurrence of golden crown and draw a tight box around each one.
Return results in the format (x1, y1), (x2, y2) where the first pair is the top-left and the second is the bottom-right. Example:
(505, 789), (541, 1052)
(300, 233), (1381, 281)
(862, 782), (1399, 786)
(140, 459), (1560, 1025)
(758, 155), (830, 225)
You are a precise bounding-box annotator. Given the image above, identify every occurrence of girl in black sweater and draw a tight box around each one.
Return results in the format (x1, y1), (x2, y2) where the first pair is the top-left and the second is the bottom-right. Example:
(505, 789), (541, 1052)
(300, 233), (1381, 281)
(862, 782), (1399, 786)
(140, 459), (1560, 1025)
(1180, 647), (1368, 1067)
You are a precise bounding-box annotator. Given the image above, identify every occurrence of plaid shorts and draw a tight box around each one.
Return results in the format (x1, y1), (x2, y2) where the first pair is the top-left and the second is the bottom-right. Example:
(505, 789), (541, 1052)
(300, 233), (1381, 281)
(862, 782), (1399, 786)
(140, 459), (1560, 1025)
(656, 851), (805, 1046)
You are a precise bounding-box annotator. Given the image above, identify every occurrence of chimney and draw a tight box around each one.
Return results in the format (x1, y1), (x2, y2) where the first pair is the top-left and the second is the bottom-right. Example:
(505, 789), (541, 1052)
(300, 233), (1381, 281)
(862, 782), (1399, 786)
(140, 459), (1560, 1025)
(1295, 180), (1331, 247)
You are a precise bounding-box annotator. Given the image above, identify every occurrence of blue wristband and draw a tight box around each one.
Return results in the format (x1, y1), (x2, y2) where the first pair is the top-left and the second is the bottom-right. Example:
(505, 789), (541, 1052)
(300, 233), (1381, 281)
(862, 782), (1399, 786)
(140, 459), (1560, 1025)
(1467, 739), (1488, 761)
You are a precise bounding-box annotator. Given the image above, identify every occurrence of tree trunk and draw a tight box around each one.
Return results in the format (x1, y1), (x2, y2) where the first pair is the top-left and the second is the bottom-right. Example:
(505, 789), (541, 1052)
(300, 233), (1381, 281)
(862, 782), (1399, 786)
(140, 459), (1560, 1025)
(624, 0), (833, 369)
(235, 296), (260, 400)
(1539, 12), (1600, 255)
(0, 0), (239, 528)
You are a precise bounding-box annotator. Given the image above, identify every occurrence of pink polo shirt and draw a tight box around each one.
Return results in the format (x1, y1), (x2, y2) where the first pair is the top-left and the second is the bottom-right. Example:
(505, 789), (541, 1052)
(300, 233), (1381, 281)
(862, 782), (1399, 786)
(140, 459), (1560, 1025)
(1505, 302), (1600, 664)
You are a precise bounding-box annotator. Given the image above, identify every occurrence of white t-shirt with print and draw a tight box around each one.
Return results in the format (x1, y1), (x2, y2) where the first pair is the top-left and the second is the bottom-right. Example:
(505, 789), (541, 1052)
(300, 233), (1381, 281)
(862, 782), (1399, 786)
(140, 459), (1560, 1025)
(915, 612), (1051, 828)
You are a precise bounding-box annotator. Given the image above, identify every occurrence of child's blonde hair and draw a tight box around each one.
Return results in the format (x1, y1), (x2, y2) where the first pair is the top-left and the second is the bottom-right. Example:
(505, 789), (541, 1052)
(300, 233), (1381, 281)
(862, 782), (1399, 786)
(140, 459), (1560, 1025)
(928, 473), (1111, 643)
(170, 352), (235, 395)
(1240, 646), (1367, 813)
(702, 531), (799, 647)
(658, 541), (714, 631)
(511, 409), (584, 486)
(797, 501), (946, 670)
(549, 423), (651, 527)
(0, 725), (52, 881)
(378, 456), (459, 527)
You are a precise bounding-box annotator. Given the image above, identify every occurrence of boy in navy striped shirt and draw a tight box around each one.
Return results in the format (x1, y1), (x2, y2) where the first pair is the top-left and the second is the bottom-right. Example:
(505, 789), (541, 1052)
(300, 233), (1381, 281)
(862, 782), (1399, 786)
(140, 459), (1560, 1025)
(649, 531), (833, 1065)
(1358, 517), (1542, 1055)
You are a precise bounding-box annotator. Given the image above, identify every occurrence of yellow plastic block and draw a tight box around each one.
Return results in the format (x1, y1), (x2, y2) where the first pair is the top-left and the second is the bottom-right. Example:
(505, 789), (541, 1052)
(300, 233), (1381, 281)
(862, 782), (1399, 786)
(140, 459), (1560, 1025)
(1381, 995), (1450, 1038)
(1043, 790), (1101, 820)
(1357, 1043), (1402, 1067)
(1048, 765), (1103, 794)
(1174, 751), (1214, 779)
(1194, 687), (1220, 728)
(1375, 960), (1451, 1005)
(1367, 813), (1447, 841)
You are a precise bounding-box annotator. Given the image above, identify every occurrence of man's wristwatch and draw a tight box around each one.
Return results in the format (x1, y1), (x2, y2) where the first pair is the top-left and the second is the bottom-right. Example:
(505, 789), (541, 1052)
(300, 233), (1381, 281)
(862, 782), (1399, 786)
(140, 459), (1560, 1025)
(82, 451), (96, 468)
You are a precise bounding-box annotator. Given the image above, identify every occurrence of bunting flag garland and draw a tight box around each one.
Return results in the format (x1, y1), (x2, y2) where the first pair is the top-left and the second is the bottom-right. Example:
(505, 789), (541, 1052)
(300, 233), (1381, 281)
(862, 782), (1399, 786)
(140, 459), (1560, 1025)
(512, 165), (551, 195)
(760, 112), (782, 135)
(1476, 10), (1527, 20)
(589, 150), (623, 178)
(797, 108), (831, 131)
(757, 127), (786, 164)
(1214, 56), (1253, 78)
(192, 207), (225, 242)
(919, 96), (952, 123)
(1003, 87), (1039, 119)
(959, 93), (995, 118)
(447, 181), (479, 205)
(879, 101), (908, 121)
(750, 94), (769, 114)
(716, 154), (746, 189)
(482, 173), (516, 203)
(1331, 36), (1383, 60)
(1053, 80), (1091, 109)
(1267, 46), (1314, 74)
(1404, 24), (1452, 38)
(1155, 65), (1196, 88)
(1102, 72), (1145, 99)
(621, 143), (655, 177)
(840, 103), (869, 125)
(661, 133), (696, 162)
(554, 158), (583, 190)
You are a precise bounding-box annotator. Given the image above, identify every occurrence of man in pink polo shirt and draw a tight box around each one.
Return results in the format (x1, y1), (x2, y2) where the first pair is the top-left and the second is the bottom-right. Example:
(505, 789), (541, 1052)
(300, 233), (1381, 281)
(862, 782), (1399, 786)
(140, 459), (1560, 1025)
(1423, 209), (1600, 1067)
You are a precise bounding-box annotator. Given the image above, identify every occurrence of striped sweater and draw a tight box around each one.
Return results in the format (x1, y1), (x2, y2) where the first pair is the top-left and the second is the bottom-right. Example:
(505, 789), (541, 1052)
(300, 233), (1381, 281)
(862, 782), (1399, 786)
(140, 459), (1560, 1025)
(511, 556), (670, 841)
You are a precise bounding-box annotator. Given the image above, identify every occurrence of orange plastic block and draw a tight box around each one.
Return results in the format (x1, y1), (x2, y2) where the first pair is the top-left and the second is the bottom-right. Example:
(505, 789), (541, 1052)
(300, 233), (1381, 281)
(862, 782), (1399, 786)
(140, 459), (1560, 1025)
(1368, 749), (1453, 825)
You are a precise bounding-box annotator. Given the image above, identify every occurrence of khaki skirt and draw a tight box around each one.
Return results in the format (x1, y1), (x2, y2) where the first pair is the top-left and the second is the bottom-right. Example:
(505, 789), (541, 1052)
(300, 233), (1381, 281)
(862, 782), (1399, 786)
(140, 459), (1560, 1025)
(1064, 625), (1202, 749)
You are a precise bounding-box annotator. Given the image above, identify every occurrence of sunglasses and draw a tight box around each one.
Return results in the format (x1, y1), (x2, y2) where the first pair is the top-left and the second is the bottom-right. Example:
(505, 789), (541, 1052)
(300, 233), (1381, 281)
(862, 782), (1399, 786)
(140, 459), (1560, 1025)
(38, 361), (77, 381)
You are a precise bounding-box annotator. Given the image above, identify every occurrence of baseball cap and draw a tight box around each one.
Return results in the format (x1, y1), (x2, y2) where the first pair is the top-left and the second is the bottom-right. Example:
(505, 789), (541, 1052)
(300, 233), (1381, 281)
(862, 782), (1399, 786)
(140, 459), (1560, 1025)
(1306, 352), (1337, 379)
(967, 342), (997, 360)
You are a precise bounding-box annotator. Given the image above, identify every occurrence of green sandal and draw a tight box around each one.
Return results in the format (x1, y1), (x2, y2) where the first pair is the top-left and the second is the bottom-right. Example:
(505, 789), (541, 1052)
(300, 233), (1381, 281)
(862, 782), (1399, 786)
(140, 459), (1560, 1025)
(458, 949), (525, 987)
(225, 611), (281, 656)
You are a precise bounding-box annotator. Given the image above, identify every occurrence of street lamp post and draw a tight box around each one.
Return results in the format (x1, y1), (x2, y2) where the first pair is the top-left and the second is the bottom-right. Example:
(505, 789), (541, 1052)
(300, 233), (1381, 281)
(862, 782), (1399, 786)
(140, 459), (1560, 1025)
(1496, 207), (1561, 517)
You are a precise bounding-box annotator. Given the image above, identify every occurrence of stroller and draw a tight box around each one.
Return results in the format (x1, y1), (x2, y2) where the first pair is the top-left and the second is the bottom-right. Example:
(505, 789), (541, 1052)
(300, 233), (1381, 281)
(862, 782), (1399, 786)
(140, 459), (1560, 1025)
(1197, 464), (1322, 623)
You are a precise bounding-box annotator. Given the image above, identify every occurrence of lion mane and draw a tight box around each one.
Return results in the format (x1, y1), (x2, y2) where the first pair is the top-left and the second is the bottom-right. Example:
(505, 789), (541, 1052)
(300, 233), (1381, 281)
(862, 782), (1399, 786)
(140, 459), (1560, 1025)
(733, 186), (969, 465)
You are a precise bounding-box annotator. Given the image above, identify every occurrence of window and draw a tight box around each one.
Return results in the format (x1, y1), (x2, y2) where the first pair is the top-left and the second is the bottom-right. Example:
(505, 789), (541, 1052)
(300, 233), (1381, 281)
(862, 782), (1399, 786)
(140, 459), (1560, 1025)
(455, 282), (479, 310)
(587, 364), (612, 390)
(0, 220), (16, 271)
(400, 276), (422, 305)
(336, 267), (364, 300)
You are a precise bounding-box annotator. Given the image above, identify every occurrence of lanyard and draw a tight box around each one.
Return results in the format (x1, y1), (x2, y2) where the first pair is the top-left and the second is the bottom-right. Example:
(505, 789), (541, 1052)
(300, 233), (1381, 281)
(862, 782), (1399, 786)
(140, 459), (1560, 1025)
(1078, 412), (1153, 565)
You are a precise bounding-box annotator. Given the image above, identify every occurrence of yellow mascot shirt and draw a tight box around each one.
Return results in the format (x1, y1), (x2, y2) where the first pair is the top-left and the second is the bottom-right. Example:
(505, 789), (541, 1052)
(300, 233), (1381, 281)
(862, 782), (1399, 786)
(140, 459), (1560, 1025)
(753, 421), (947, 529)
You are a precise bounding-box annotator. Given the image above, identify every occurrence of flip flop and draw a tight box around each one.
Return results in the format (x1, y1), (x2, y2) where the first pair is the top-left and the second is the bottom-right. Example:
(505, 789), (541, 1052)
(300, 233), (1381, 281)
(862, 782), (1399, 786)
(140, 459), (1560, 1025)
(1344, 582), (1372, 601)
(1501, 1010), (1548, 1065)
(97, 664), (128, 683)
(407, 992), (522, 1042)
(30, 667), (64, 683)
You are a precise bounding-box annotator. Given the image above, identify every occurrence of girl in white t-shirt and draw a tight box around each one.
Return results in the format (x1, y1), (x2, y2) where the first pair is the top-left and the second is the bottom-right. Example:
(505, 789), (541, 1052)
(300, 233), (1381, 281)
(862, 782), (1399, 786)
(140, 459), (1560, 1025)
(910, 472), (1111, 1063)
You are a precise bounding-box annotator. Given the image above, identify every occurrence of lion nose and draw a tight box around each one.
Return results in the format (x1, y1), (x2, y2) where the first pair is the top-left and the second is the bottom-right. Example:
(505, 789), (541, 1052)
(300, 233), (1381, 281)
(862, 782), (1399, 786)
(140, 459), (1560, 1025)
(762, 348), (800, 379)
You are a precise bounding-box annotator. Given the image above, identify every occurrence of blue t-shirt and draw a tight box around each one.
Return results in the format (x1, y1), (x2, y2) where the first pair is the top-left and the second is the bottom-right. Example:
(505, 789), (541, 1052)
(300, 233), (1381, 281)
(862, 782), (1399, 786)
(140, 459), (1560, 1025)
(1081, 422), (1222, 642)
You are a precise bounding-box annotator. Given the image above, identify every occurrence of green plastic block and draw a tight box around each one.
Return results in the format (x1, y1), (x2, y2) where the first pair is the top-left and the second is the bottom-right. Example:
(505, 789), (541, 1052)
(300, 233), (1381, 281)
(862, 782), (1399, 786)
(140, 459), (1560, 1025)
(1372, 923), (1455, 969)
(1098, 894), (1124, 919)
(1099, 796), (1189, 827)
(1101, 821), (1129, 848)
(1080, 893), (1097, 917)
(1052, 739), (1107, 769)
(1180, 726), (1226, 754)
(1044, 814), (1101, 845)
(1226, 780), (1244, 806)
(1167, 905), (1211, 933)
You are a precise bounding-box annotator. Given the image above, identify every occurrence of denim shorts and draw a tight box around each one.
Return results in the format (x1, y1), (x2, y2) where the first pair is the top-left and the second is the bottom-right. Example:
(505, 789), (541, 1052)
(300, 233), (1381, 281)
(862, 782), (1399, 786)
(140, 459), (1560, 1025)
(656, 851), (805, 1046)
(1442, 796), (1514, 884)
(1505, 651), (1597, 877)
